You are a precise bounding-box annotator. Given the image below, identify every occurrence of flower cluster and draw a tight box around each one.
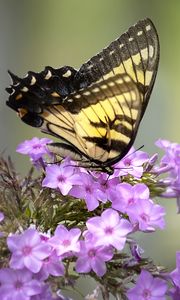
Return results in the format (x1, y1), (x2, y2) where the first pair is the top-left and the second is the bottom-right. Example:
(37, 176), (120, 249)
(155, 139), (180, 212)
(0, 209), (132, 299)
(0, 137), (180, 299)
(16, 137), (53, 168)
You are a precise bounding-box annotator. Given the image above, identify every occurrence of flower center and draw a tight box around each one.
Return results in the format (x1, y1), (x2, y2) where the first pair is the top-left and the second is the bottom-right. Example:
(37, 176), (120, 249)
(142, 288), (151, 299)
(63, 239), (71, 247)
(57, 175), (65, 183)
(125, 158), (131, 166)
(85, 185), (92, 194)
(15, 280), (23, 290)
(128, 197), (134, 205)
(32, 144), (42, 150)
(44, 257), (50, 263)
(105, 226), (113, 235)
(22, 245), (32, 256)
(140, 213), (150, 222)
(88, 249), (96, 258)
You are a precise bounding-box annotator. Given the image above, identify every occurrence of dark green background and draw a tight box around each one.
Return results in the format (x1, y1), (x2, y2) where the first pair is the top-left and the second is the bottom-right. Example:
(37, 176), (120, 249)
(0, 1), (180, 298)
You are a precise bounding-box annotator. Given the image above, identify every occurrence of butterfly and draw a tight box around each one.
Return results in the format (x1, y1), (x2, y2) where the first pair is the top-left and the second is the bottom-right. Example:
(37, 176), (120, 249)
(6, 18), (160, 174)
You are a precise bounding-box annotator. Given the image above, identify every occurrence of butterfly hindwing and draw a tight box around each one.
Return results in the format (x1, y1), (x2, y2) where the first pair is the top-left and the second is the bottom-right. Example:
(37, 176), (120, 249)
(6, 18), (160, 171)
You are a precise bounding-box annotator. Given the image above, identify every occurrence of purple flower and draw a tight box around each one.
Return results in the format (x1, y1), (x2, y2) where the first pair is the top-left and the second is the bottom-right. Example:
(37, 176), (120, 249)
(155, 139), (171, 150)
(145, 153), (158, 172)
(111, 183), (150, 214)
(42, 159), (81, 196)
(16, 137), (52, 161)
(113, 147), (149, 178)
(8, 228), (52, 273)
(156, 139), (180, 165)
(0, 268), (42, 300)
(86, 209), (132, 250)
(36, 250), (65, 280)
(130, 242), (144, 262)
(168, 286), (180, 300)
(69, 172), (104, 211)
(31, 284), (53, 300)
(155, 140), (180, 212)
(155, 139), (180, 176)
(127, 269), (168, 300)
(49, 225), (81, 256)
(75, 240), (113, 277)
(170, 252), (180, 288)
(161, 169), (180, 213)
(127, 198), (166, 231)
(92, 173), (120, 203)
(32, 285), (72, 300)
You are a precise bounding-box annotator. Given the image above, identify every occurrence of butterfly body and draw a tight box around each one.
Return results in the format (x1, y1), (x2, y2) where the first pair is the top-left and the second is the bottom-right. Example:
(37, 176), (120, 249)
(6, 18), (160, 173)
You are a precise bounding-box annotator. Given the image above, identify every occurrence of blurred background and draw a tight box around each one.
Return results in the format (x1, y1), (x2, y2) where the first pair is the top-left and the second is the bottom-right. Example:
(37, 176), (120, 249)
(0, 0), (180, 298)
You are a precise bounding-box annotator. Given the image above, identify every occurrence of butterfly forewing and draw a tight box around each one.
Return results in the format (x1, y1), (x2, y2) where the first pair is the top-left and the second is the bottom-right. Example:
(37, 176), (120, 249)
(76, 18), (159, 107)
